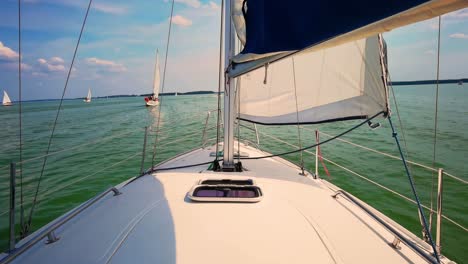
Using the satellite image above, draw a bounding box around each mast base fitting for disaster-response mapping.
[221,162,243,172]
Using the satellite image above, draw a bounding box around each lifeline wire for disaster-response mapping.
[388,116,441,263]
[151,0,175,168]
[154,111,383,171]
[26,0,94,235]
[242,111,384,160]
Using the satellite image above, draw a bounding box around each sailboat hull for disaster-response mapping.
[1,141,453,264]
[145,100,159,106]
[2,102,12,106]
[83,99,91,103]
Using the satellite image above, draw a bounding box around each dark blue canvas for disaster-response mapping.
[241,0,429,55]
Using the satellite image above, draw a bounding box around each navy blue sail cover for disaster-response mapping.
[241,0,430,55]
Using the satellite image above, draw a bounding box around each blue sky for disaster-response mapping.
[0,1,467,101]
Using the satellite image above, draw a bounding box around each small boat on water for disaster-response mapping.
[458,80,463,85]
[145,50,160,107]
[2,91,12,106]
[83,88,91,103]
[175,92,178,96]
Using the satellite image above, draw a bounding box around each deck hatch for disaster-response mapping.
[188,179,262,202]
[200,179,253,185]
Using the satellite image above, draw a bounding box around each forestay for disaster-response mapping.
[238,35,388,125]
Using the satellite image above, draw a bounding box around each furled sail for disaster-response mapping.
[153,50,161,98]
[238,35,389,125]
[3,91,12,105]
[230,0,468,76]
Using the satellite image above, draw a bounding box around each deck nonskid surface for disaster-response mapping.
[9,143,443,263]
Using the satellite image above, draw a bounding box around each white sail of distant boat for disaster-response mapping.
[2,90,12,106]
[145,49,160,106]
[84,88,91,103]
[175,92,177,96]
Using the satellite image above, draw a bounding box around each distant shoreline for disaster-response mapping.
[13,79,467,103]
[19,90,220,103]
[390,78,466,86]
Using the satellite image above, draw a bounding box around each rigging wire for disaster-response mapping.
[152,112,383,171]
[214,0,225,170]
[388,116,441,263]
[384,33,427,238]
[242,111,384,160]
[291,57,305,175]
[151,0,175,169]
[17,0,25,237]
[429,16,442,234]
[25,0,94,235]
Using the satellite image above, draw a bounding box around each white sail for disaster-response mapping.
[238,35,388,125]
[84,88,91,102]
[3,91,12,105]
[153,50,161,98]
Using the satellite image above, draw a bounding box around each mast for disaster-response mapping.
[222,0,236,170]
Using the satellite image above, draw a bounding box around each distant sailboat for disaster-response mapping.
[2,90,12,106]
[458,80,463,86]
[175,92,178,97]
[145,49,160,107]
[84,88,92,103]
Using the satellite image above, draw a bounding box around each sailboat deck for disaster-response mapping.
[5,143,449,264]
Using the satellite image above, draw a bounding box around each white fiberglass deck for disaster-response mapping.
[4,142,450,264]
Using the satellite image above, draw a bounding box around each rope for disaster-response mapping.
[151,0,175,168]
[241,111,384,160]
[429,15,442,234]
[149,112,382,170]
[214,0,225,167]
[25,0,93,236]
[291,57,305,174]
[249,127,468,233]
[17,0,25,237]
[388,116,440,263]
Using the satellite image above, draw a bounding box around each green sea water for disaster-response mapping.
[0,84,467,262]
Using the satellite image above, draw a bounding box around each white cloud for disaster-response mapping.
[207,1,219,9]
[449,33,468,39]
[0,62,32,71]
[93,3,128,15]
[171,15,192,27]
[175,0,201,8]
[38,57,66,72]
[85,57,126,72]
[0,41,19,60]
[50,56,65,64]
